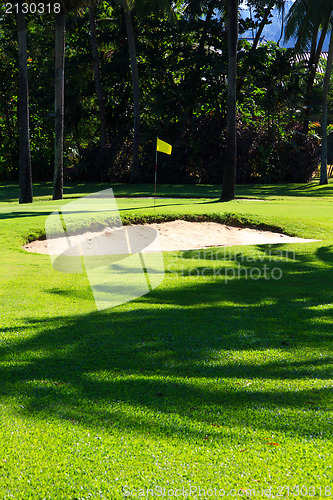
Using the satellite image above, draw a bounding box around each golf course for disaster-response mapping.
[0,181,332,499]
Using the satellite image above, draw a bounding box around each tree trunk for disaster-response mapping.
[89,6,108,150]
[320,27,333,185]
[53,10,65,200]
[221,0,238,202]
[303,24,328,134]
[17,0,33,203]
[302,29,318,133]
[124,7,141,183]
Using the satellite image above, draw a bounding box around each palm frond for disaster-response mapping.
[284,0,333,52]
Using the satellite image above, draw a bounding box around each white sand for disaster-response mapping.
[23,220,318,254]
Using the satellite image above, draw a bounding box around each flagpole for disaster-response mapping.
[154,140,158,210]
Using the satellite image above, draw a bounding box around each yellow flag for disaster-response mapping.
[156,138,172,155]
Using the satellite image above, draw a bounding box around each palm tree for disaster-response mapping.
[53,6,66,200]
[16,0,33,203]
[51,0,96,200]
[123,2,141,182]
[89,5,108,150]
[85,2,141,180]
[300,27,327,134]
[320,7,333,185]
[284,0,333,184]
[95,0,175,182]
[221,0,238,202]
[284,0,330,134]
[120,0,176,183]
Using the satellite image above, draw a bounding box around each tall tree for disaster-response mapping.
[320,9,333,185]
[53,7,66,200]
[17,0,33,203]
[51,0,96,200]
[221,0,238,201]
[300,27,324,134]
[284,0,333,184]
[123,2,141,182]
[89,4,108,150]
[121,0,176,183]
[284,0,330,133]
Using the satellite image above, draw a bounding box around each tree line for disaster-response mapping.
[0,0,332,203]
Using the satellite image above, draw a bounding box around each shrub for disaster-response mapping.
[73,141,132,183]
[78,113,319,185]
[166,114,320,184]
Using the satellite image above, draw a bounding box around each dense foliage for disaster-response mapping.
[0,2,327,185]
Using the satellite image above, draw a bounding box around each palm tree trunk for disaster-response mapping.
[124,7,141,183]
[53,10,65,200]
[303,24,329,134]
[302,29,318,133]
[320,28,333,185]
[89,6,108,150]
[17,0,33,203]
[221,0,238,202]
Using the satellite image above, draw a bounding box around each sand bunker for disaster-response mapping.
[23,220,318,254]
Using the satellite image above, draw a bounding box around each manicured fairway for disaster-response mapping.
[0,182,332,499]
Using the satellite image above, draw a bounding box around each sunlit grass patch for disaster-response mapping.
[0,183,332,498]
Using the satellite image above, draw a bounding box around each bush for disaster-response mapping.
[238,121,320,183]
[71,141,132,183]
[78,113,320,185]
[166,114,320,184]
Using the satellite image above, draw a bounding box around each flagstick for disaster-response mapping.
[154,147,158,210]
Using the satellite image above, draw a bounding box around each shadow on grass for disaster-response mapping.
[0,244,332,441]
[235,182,333,198]
[0,182,112,203]
[0,211,53,221]
[1,180,333,204]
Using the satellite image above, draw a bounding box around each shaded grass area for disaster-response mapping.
[0,183,332,498]
[2,193,333,244]
[1,179,333,203]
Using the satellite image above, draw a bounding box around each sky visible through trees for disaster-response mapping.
[240,0,331,50]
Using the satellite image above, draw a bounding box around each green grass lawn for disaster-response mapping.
[0,181,332,499]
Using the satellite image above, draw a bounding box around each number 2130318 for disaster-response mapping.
[5,3,61,14]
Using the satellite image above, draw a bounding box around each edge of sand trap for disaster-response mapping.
[23,220,319,254]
